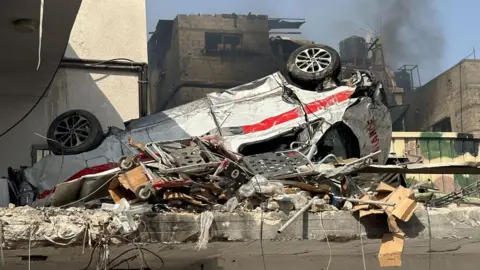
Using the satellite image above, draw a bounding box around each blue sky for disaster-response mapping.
[145,0,479,83]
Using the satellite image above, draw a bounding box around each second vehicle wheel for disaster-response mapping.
[135,184,153,201]
[118,155,136,171]
[47,109,104,155]
[286,44,341,89]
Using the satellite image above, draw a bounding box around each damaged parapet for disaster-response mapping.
[0,200,152,250]
[3,206,479,255]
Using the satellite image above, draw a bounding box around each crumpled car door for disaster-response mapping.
[207,73,306,152]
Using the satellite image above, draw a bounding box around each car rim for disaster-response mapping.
[295,47,332,73]
[120,158,132,169]
[139,187,151,200]
[53,115,91,148]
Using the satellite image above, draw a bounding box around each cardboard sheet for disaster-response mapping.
[392,197,417,222]
[378,232,405,267]
[376,182,396,193]
[108,167,149,203]
[359,209,384,218]
[118,166,149,191]
[386,213,401,233]
[108,177,137,204]
[381,186,414,214]
[351,195,373,212]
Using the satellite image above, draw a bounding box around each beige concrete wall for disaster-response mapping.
[0,0,147,175]
[65,0,148,121]
[404,60,480,134]
[153,14,277,111]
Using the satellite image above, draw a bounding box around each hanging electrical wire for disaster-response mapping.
[37,0,44,70]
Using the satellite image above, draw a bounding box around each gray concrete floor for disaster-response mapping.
[2,238,480,269]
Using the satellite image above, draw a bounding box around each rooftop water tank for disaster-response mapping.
[395,70,412,92]
[339,36,367,67]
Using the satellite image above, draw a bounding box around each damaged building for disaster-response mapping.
[1,4,480,270]
[147,14,310,112]
[148,15,411,131]
[403,59,480,133]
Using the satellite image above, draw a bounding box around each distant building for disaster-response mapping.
[337,35,411,131]
[147,14,305,112]
[404,59,480,133]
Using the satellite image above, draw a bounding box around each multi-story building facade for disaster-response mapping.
[404,59,480,133]
[148,14,305,112]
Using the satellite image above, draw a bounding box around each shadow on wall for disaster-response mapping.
[49,45,129,129]
[0,44,128,176]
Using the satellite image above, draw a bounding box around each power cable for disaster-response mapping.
[0,4,68,139]
[320,212,332,270]
[0,57,138,140]
[33,133,64,205]
[0,80,52,139]
[358,217,367,270]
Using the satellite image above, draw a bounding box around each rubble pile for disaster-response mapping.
[2,136,422,267]
[0,206,114,249]
[100,136,389,214]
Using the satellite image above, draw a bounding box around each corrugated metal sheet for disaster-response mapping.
[390,132,480,195]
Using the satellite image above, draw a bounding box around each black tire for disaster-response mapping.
[286,44,341,89]
[118,155,136,171]
[47,109,104,155]
[313,124,360,162]
[135,184,153,200]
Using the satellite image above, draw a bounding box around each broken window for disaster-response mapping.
[205,32,242,53]
[31,144,51,165]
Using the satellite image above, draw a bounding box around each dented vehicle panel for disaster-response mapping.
[24,70,391,199]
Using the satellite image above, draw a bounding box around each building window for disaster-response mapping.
[205,33,242,53]
[31,144,51,165]
[431,117,452,132]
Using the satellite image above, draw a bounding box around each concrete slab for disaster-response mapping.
[138,207,480,243]
[1,206,480,269]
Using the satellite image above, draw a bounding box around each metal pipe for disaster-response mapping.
[61,57,147,67]
[277,196,317,234]
[60,57,149,116]
[59,63,141,71]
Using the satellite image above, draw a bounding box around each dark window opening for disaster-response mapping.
[205,33,242,53]
[431,117,452,132]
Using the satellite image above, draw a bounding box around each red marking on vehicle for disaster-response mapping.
[241,90,354,134]
[37,162,118,199]
[38,91,354,198]
[367,119,380,152]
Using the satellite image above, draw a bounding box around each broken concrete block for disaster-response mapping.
[273,191,311,210]
[267,200,280,211]
[342,201,354,211]
[243,197,261,210]
[278,201,294,212]
[311,199,338,212]
[224,197,239,212]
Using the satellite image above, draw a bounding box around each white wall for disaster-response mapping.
[0,0,147,176]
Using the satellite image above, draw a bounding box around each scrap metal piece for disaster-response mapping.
[304,151,381,181]
[431,179,480,207]
[170,145,206,167]
[242,151,311,178]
